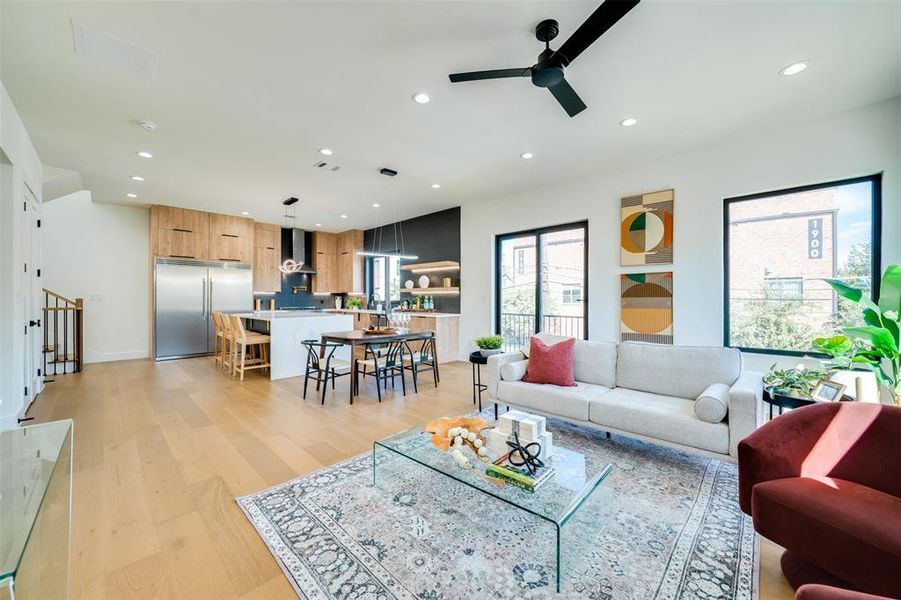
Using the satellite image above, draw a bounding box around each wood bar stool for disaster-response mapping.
[211,312,227,369]
[229,314,270,381]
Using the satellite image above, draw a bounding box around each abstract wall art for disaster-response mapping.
[620,189,674,265]
[620,272,673,344]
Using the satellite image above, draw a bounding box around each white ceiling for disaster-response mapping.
[3,1,899,230]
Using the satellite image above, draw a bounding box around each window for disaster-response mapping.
[496,222,588,351]
[562,285,582,304]
[369,256,401,303]
[724,175,881,355]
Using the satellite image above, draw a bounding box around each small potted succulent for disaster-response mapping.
[475,335,504,357]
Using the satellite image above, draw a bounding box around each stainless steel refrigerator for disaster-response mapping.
[154,259,253,360]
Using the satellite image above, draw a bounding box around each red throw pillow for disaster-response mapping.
[522,337,576,387]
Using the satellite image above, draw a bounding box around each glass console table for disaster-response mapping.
[0,420,73,600]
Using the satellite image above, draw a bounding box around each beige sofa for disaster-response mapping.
[486,336,764,459]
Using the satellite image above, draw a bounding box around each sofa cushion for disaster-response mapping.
[520,332,568,357]
[496,380,610,422]
[588,387,729,454]
[500,359,528,382]
[695,383,730,423]
[752,477,901,598]
[616,341,741,399]
[523,337,576,386]
[573,340,618,388]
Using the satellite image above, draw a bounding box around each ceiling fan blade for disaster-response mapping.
[548,79,587,117]
[555,0,640,66]
[448,68,531,83]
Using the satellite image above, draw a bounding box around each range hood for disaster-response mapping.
[280,228,317,274]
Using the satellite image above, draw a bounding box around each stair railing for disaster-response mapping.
[42,288,83,375]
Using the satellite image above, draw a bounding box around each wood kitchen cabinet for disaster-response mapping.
[253,222,282,292]
[336,230,364,294]
[312,231,337,293]
[150,205,211,260]
[209,214,254,263]
[408,315,460,364]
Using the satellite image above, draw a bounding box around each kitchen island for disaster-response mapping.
[232,311,353,380]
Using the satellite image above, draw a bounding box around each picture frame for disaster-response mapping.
[811,379,845,403]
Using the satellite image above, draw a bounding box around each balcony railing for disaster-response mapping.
[499,312,584,351]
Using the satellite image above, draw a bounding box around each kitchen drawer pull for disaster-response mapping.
[219,258,240,262]
[221,234,239,238]
[173,228,193,233]
[171,254,195,259]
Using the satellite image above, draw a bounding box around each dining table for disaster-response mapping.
[319,328,436,403]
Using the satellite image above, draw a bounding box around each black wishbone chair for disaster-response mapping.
[300,340,353,405]
[403,333,439,393]
[355,340,408,403]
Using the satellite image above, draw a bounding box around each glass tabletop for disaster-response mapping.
[373,422,611,527]
[0,419,73,581]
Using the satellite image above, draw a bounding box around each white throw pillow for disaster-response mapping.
[500,360,529,382]
[694,383,730,423]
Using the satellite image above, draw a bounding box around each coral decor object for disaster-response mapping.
[425,417,491,469]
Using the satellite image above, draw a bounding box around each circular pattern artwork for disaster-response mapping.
[620,189,674,266]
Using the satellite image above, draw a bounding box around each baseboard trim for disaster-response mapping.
[85,349,149,364]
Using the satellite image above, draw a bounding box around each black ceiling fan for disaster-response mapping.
[448,0,640,117]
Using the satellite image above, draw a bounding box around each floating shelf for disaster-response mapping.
[401,287,459,294]
[401,260,460,273]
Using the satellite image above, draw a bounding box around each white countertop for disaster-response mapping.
[326,309,461,319]
[233,311,351,321]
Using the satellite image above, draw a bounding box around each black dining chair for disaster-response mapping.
[300,340,353,405]
[403,334,439,393]
[354,340,407,403]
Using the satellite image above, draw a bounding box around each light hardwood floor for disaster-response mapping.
[25,357,795,600]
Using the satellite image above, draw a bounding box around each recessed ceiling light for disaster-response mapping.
[619,117,638,127]
[315,223,322,227]
[520,152,534,160]
[780,62,808,76]
[412,92,431,104]
[136,150,153,159]
[240,211,250,216]
[126,193,137,198]
[372,203,380,208]
[130,175,144,182]
[340,214,348,219]
[431,183,441,189]
[319,148,333,156]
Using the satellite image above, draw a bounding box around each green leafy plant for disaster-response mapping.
[475,335,503,351]
[816,264,901,405]
[762,364,826,399]
[346,296,363,309]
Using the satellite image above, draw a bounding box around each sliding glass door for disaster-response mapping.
[496,222,588,351]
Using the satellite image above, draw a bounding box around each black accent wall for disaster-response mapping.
[254,230,335,309]
[364,207,461,313]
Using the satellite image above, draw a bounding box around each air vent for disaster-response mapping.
[313,161,341,172]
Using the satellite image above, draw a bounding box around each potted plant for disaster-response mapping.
[475,335,504,357]
[815,264,901,406]
[762,364,827,399]
[346,296,363,310]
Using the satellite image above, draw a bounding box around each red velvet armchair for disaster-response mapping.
[738,402,901,598]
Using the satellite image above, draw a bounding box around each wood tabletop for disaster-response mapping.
[320,328,434,343]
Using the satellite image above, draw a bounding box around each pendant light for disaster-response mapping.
[355,205,418,260]
[279,197,305,274]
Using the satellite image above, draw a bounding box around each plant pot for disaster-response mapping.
[479,349,502,357]
[878,384,901,406]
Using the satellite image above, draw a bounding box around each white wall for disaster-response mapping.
[0,80,43,428]
[41,191,150,363]
[459,97,901,372]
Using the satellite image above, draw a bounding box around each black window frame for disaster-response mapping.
[723,173,882,357]
[495,220,589,340]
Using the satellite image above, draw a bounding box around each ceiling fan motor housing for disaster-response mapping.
[531,48,564,87]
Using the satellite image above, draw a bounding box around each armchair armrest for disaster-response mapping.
[486,351,525,400]
[728,371,764,459]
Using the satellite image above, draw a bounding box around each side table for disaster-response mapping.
[468,351,488,411]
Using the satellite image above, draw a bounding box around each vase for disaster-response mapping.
[335,297,342,309]
[879,384,901,406]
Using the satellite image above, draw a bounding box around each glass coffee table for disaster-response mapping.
[372,422,612,592]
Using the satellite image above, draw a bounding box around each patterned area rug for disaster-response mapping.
[237,418,758,599]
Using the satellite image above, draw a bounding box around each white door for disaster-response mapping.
[22,185,42,413]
